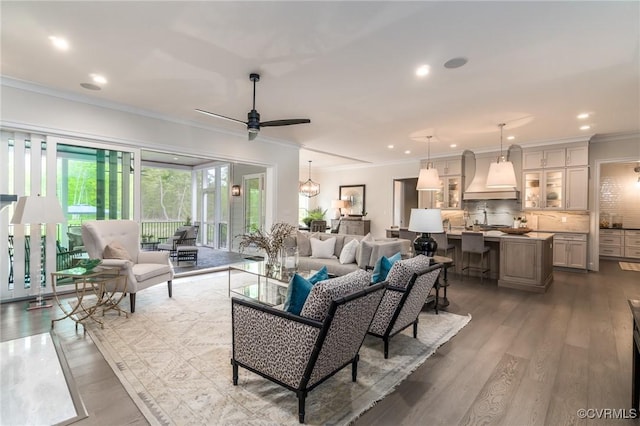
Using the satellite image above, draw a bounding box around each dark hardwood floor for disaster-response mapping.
[2,259,639,425]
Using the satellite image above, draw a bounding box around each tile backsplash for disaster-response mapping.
[600,162,640,229]
[439,200,589,232]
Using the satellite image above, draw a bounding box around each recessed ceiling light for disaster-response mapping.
[48,36,69,51]
[580,125,591,130]
[404,150,411,154]
[450,144,457,148]
[173,157,179,161]
[387,144,394,149]
[577,113,590,119]
[80,83,101,91]
[507,136,515,140]
[90,74,107,85]
[415,65,430,77]
[444,57,468,69]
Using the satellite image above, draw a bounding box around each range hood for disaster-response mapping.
[463,155,519,200]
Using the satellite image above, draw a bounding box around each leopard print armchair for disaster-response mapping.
[368,255,443,358]
[231,281,385,424]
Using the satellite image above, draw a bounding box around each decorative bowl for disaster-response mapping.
[498,227,532,235]
[77,258,102,271]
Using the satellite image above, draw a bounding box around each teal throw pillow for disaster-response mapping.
[371,252,402,284]
[284,266,329,315]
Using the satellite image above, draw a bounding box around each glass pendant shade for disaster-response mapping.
[486,158,517,188]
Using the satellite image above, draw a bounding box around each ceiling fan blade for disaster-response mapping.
[248,131,258,141]
[260,118,311,127]
[195,109,247,125]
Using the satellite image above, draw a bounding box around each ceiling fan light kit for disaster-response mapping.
[416,136,441,191]
[196,73,310,140]
[486,123,517,188]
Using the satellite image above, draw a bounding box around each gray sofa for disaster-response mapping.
[291,231,411,276]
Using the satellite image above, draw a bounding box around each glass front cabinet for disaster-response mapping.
[523,169,565,210]
[434,176,462,209]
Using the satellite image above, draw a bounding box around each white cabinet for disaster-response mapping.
[566,145,589,166]
[625,230,640,259]
[434,176,462,210]
[600,228,623,257]
[553,234,587,269]
[523,148,566,169]
[565,167,589,210]
[523,169,565,210]
[433,158,462,176]
[523,143,589,169]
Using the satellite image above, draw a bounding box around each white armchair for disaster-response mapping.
[81,220,174,313]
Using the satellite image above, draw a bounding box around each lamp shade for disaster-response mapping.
[408,208,444,233]
[416,167,441,191]
[331,200,348,209]
[486,159,517,188]
[10,195,66,225]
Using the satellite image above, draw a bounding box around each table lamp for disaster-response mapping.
[10,194,66,310]
[331,199,349,219]
[408,208,444,257]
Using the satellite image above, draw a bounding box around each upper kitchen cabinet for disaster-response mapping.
[523,142,589,169]
[433,158,462,176]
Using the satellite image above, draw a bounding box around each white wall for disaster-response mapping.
[315,161,421,238]
[0,82,301,227]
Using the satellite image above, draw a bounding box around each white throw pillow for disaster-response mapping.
[339,238,359,264]
[310,237,337,259]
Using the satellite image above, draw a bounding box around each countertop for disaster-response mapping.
[447,229,554,241]
[600,227,640,231]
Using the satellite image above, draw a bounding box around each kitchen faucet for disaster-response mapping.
[483,208,488,225]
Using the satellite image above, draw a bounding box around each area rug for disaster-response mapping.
[85,273,471,425]
[620,262,640,272]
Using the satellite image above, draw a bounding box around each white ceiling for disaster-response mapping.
[1,1,639,168]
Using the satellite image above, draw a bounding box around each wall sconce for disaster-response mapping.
[231,185,241,196]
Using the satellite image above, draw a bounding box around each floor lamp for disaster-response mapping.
[10,194,66,310]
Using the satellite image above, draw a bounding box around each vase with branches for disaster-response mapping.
[237,222,297,272]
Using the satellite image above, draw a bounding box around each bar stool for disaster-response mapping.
[461,231,490,283]
[432,232,456,264]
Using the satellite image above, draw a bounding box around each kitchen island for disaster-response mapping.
[446,229,554,293]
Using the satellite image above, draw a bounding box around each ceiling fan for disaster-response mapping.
[196,73,311,141]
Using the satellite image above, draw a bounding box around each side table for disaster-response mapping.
[51,267,128,330]
[140,240,159,251]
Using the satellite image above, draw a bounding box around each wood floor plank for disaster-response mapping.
[458,353,528,426]
[3,260,639,425]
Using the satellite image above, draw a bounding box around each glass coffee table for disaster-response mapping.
[228,261,307,306]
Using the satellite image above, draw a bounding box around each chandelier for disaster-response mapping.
[299,160,320,197]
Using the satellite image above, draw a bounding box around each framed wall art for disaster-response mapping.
[339,184,366,216]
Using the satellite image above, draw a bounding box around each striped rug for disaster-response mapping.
[620,262,640,271]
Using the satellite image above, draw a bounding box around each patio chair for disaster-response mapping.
[81,220,174,313]
[158,225,199,265]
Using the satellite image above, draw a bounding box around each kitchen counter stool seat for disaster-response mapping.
[461,232,490,284]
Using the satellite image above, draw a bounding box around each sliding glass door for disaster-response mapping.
[200,164,230,249]
[243,173,265,233]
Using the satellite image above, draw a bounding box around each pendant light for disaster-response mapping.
[416,136,441,191]
[299,160,320,197]
[486,123,517,188]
